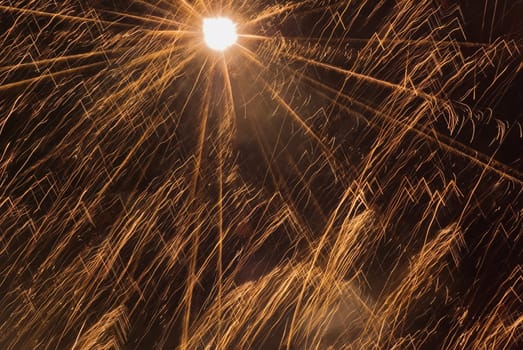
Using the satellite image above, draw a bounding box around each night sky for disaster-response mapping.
[0,1,521,349]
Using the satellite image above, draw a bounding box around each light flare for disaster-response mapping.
[203,17,238,51]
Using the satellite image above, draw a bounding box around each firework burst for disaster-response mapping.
[0,0,521,349]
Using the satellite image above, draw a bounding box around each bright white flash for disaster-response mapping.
[203,17,238,51]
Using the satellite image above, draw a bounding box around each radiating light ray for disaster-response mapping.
[0,48,128,72]
[244,0,328,26]
[251,40,523,185]
[311,71,522,186]
[238,45,342,179]
[0,4,135,28]
[99,8,186,28]
[0,0,521,349]
[242,33,519,50]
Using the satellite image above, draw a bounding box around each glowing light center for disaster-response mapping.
[203,17,238,51]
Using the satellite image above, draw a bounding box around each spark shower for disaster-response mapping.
[0,0,521,349]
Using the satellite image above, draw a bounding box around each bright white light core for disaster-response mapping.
[203,17,238,51]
